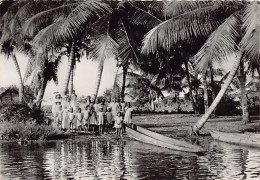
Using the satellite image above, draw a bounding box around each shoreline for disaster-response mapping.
[1,114,259,143]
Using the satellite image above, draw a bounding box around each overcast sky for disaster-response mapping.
[0,52,120,104]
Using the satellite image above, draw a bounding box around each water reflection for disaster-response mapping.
[0,139,259,179]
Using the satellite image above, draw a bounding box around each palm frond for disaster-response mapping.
[115,18,140,70]
[32,18,67,50]
[240,2,260,75]
[129,2,162,28]
[0,1,28,43]
[30,1,111,51]
[10,1,65,35]
[91,35,119,63]
[22,2,78,38]
[24,53,36,82]
[163,1,214,17]
[193,13,241,74]
[24,51,47,82]
[142,4,223,55]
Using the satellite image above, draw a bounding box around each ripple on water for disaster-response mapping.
[0,139,259,179]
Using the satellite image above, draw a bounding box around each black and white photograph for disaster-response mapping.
[0,0,259,179]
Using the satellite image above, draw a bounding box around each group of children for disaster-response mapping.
[52,92,133,136]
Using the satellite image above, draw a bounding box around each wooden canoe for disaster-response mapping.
[210,130,260,148]
[125,125,205,153]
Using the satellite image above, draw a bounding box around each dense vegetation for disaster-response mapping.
[0,1,259,136]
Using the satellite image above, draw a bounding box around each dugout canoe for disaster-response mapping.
[210,130,260,148]
[125,125,205,153]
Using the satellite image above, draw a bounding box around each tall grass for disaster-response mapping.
[0,121,61,140]
[0,104,61,140]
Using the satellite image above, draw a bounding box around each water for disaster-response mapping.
[0,138,259,180]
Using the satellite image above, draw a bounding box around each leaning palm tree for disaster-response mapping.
[24,50,59,109]
[191,2,260,133]
[141,1,259,134]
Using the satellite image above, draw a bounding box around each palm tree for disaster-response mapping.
[191,2,260,133]
[21,0,111,96]
[24,50,59,109]
[0,1,30,103]
[141,1,259,134]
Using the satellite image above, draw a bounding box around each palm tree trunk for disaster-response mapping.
[210,67,216,116]
[92,58,105,103]
[12,54,23,103]
[69,65,74,96]
[238,61,250,123]
[121,66,127,102]
[35,77,47,109]
[61,41,75,96]
[192,52,242,135]
[184,61,198,114]
[203,73,209,112]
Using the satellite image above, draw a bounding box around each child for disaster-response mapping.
[97,107,104,134]
[124,102,133,124]
[82,106,90,132]
[76,108,83,131]
[89,107,97,133]
[105,107,113,133]
[55,105,63,130]
[114,112,123,136]
[68,107,75,132]
[62,95,70,131]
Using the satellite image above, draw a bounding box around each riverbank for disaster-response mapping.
[49,114,260,142]
[1,114,260,142]
[133,114,260,137]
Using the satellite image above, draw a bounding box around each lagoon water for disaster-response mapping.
[0,138,259,180]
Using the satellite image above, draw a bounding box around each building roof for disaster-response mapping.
[0,87,19,97]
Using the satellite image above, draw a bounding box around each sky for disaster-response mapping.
[1,51,239,105]
[0,52,120,104]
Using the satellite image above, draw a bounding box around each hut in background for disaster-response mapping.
[0,87,19,104]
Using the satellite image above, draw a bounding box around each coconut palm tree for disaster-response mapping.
[23,50,60,109]
[0,1,30,103]
[191,2,260,133]
[141,1,259,134]
[21,0,111,96]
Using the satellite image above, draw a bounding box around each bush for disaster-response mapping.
[0,121,60,140]
[0,104,45,124]
[215,96,240,116]
[0,104,59,140]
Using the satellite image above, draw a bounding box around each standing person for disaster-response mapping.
[124,102,133,125]
[101,99,107,113]
[114,112,123,137]
[61,95,70,131]
[70,94,78,112]
[80,98,88,111]
[76,108,83,131]
[86,96,91,106]
[105,107,113,133]
[82,106,90,132]
[97,107,104,134]
[93,99,99,112]
[52,93,62,117]
[68,107,75,132]
[52,92,59,116]
[89,106,97,133]
[120,100,126,115]
[111,98,119,120]
[55,105,63,130]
